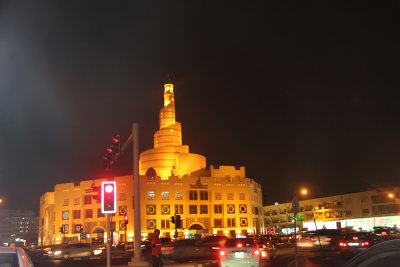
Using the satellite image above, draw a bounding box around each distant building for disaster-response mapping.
[0,210,39,245]
[39,82,263,246]
[263,187,400,234]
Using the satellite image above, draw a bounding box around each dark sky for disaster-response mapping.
[0,1,399,211]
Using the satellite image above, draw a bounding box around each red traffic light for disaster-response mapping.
[106,147,113,154]
[101,181,117,214]
[124,215,129,224]
[112,137,119,144]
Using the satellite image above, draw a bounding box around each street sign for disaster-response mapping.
[81,232,87,239]
[266,227,275,235]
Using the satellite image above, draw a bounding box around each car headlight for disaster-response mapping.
[47,251,53,255]
[54,251,62,256]
[93,249,102,255]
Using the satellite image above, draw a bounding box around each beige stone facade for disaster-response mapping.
[38,82,263,245]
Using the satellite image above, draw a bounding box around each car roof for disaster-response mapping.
[0,247,19,253]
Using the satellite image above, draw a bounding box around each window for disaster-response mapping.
[62,224,69,234]
[74,198,80,205]
[200,191,208,200]
[85,209,93,219]
[147,192,155,200]
[175,192,182,200]
[62,211,69,220]
[346,210,352,217]
[147,205,156,215]
[161,205,171,214]
[84,195,92,205]
[239,193,245,200]
[214,204,223,214]
[227,204,235,214]
[119,193,126,201]
[227,193,234,200]
[63,199,69,206]
[97,208,104,217]
[147,219,156,230]
[161,192,169,200]
[227,218,236,227]
[175,205,183,215]
[189,190,198,200]
[363,209,369,215]
[215,192,221,200]
[239,204,247,213]
[189,205,197,214]
[214,219,223,228]
[200,205,208,214]
[161,219,170,230]
[73,210,81,219]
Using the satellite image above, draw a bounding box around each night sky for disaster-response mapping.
[0,1,399,211]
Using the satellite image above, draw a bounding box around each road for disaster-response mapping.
[31,247,359,267]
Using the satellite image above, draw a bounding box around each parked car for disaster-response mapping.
[253,237,277,261]
[338,232,381,253]
[49,243,102,259]
[219,238,261,267]
[170,239,215,262]
[297,229,343,250]
[0,247,34,267]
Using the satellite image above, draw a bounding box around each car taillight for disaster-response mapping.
[339,242,347,247]
[353,236,359,240]
[252,249,260,256]
[361,242,370,247]
[219,250,226,256]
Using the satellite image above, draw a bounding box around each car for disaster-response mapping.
[0,247,34,267]
[219,238,261,267]
[297,229,343,250]
[170,239,215,262]
[338,232,381,253]
[342,238,400,267]
[253,237,277,261]
[49,243,102,259]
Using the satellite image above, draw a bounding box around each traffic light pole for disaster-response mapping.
[107,214,111,267]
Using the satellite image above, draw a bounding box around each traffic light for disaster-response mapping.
[124,215,129,225]
[112,135,121,154]
[59,226,64,234]
[79,224,84,233]
[176,215,182,228]
[101,181,117,214]
[170,215,175,224]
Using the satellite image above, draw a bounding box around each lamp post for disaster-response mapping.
[285,188,308,267]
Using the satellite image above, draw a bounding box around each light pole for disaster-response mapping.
[285,188,308,267]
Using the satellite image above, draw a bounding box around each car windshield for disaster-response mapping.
[174,240,197,247]
[225,238,256,248]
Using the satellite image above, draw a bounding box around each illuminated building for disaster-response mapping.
[0,210,39,245]
[263,187,400,234]
[39,82,263,245]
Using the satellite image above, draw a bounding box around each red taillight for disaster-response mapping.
[361,242,370,247]
[219,250,226,256]
[339,242,347,247]
[252,249,260,256]
[237,243,243,248]
[353,236,359,240]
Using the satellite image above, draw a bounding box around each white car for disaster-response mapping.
[0,247,34,267]
[49,243,102,259]
[219,238,261,267]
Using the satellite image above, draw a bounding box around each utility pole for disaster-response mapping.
[129,123,146,266]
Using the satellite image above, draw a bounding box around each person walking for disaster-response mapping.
[151,229,163,267]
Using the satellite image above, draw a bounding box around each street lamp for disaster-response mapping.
[284,188,308,267]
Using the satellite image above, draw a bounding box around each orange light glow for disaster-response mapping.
[388,193,394,198]
[300,188,308,195]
